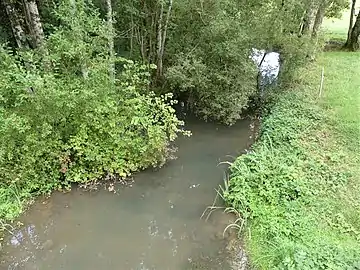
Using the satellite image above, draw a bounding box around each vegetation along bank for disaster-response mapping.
[224,11,360,270]
[0,0,359,268]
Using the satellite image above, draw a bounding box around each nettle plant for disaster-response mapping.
[0,1,186,219]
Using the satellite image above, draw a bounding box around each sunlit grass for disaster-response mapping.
[322,3,360,41]
[318,51,360,149]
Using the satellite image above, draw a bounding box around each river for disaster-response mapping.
[0,116,256,270]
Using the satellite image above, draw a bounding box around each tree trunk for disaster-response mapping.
[149,10,156,64]
[345,0,357,46]
[160,0,172,62]
[137,0,150,63]
[156,0,172,80]
[302,3,317,35]
[3,0,28,48]
[311,1,327,38]
[24,0,44,48]
[130,13,134,57]
[105,0,115,82]
[156,1,164,78]
[346,11,360,51]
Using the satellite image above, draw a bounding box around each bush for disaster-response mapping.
[0,1,185,221]
[0,46,183,220]
[164,0,258,125]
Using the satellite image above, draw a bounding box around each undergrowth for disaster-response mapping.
[224,53,360,269]
[0,2,188,238]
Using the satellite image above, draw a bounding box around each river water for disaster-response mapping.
[0,116,255,270]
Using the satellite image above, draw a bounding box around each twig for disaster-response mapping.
[0,219,15,236]
[318,67,324,98]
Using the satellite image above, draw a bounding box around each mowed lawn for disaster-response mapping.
[319,51,360,150]
[321,2,360,149]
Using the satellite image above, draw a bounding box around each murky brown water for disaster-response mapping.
[0,117,254,270]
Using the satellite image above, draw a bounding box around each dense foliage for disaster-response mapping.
[81,0,348,123]
[0,1,185,220]
[225,60,360,268]
[1,0,350,124]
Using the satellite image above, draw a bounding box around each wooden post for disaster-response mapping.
[318,67,324,98]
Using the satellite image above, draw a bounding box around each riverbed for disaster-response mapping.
[0,116,255,270]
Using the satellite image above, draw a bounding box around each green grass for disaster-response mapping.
[322,3,360,42]
[225,18,360,269]
[323,14,350,41]
[225,52,360,269]
[319,52,360,149]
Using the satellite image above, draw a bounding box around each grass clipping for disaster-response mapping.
[224,55,360,269]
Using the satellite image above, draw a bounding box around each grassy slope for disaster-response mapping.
[226,12,360,270]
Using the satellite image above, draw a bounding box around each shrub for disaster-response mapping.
[0,1,185,221]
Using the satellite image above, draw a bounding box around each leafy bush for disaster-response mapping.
[165,0,258,125]
[0,2,185,221]
[165,49,257,125]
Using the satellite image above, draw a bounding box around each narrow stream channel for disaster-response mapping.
[0,116,255,270]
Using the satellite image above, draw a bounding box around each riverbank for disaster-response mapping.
[225,50,360,269]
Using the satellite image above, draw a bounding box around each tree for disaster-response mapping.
[345,11,360,50]
[301,0,348,38]
[345,0,357,47]
[301,1,318,35]
[24,0,45,48]
[312,0,328,37]
[156,0,172,80]
[105,0,115,82]
[3,0,28,48]
[3,0,45,49]
[2,0,340,123]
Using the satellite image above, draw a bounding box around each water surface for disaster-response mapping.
[0,117,254,270]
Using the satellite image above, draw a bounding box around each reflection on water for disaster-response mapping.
[10,225,37,247]
[251,48,280,87]
[0,118,254,270]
